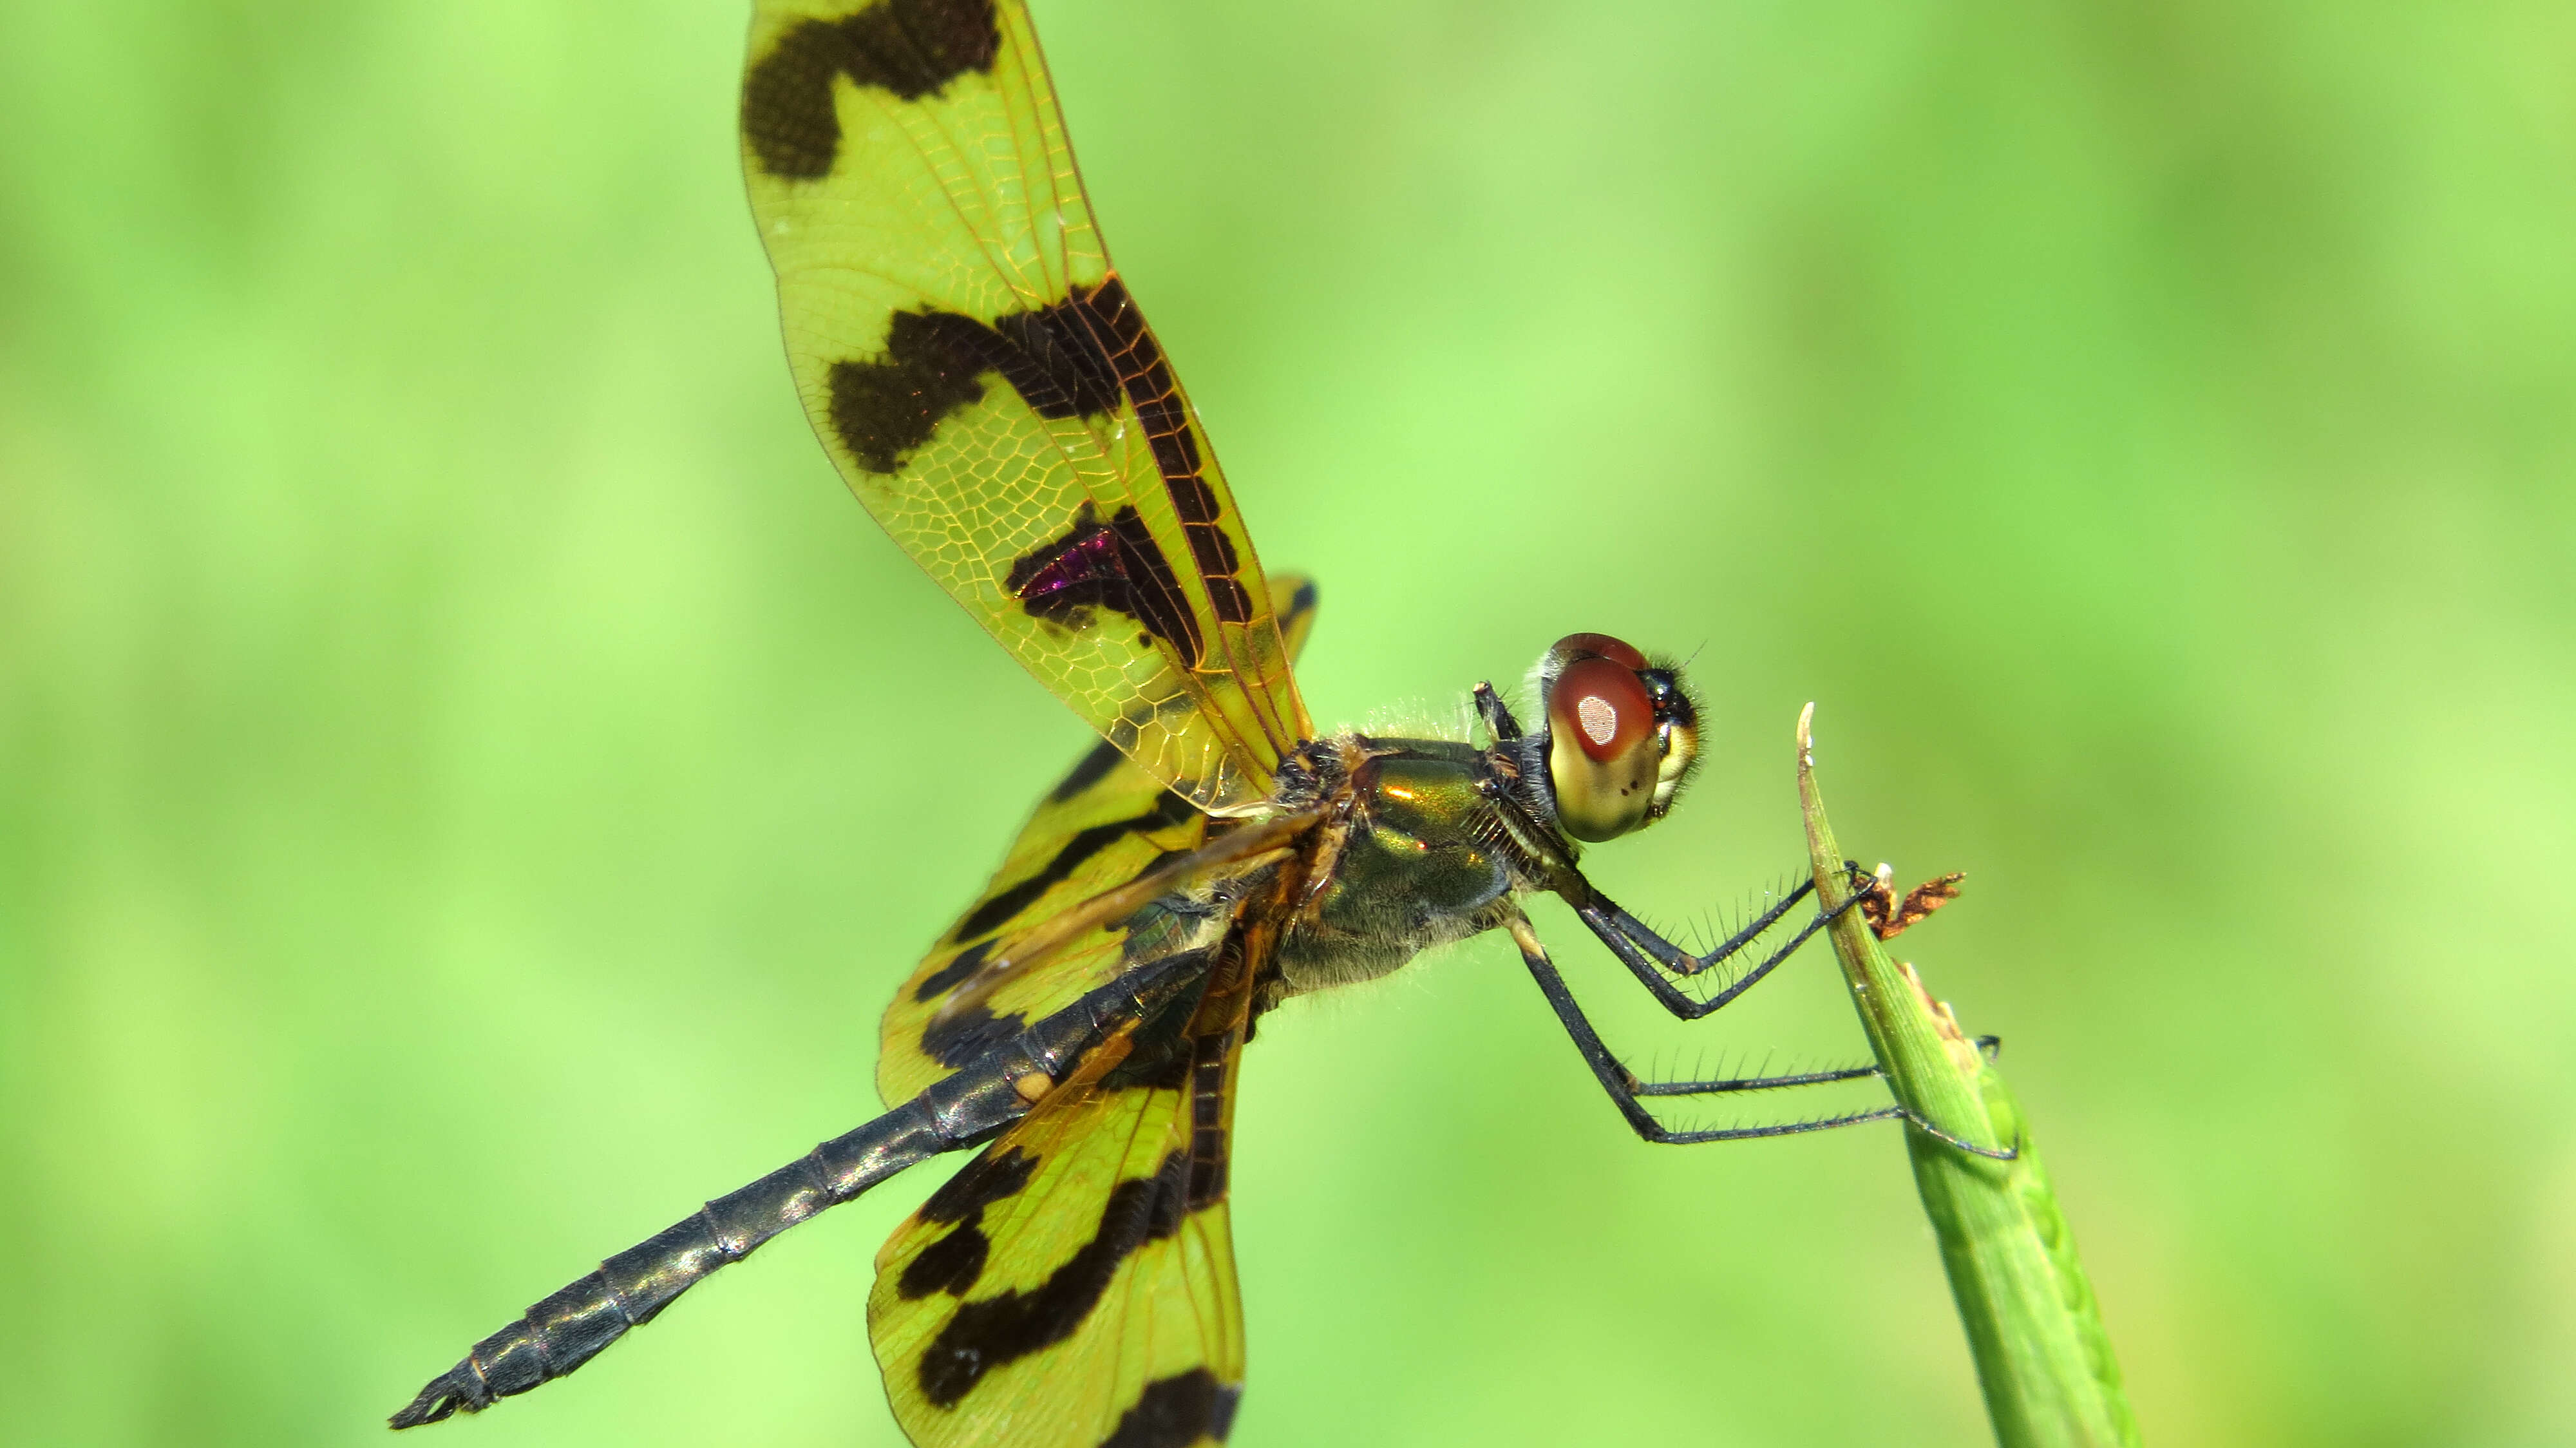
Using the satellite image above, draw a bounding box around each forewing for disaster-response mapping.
[880,576,1318,1106]
[870,1000,1249,1447]
[743,0,1310,812]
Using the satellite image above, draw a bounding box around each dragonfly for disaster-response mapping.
[391,2,1971,1443]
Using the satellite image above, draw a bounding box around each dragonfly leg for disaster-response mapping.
[1505,910,1906,1145]
[1472,681,1524,743]
[1631,1059,1885,1098]
[1510,911,2012,1156]
[1567,862,1874,1022]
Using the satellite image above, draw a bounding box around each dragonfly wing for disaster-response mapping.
[870,980,1252,1447]
[744,0,1311,812]
[880,576,1318,1106]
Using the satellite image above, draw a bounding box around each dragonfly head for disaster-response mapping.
[1532,633,1703,843]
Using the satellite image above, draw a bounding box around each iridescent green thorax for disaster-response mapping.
[1265,734,1566,1003]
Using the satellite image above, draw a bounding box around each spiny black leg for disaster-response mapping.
[1593,877,1819,977]
[1631,1060,1885,1098]
[1508,911,2017,1157]
[1572,881,1860,1022]
[1588,858,1876,979]
[1473,681,1523,742]
[1504,911,1906,1146]
[1906,1116,2021,1159]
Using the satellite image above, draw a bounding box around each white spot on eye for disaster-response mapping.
[1577,694,1619,746]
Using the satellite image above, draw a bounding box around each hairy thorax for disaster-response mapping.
[1261,734,1560,1005]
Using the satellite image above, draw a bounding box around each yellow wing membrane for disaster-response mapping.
[878,763,1202,1105]
[744,0,1311,812]
[879,576,1316,1105]
[870,1002,1250,1448]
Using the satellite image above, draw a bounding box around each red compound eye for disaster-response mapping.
[1549,632,1647,672]
[1549,656,1653,763]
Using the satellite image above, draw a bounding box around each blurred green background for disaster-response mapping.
[5,1,2572,1443]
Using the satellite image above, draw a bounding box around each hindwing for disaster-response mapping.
[743,0,1311,812]
[870,987,1251,1447]
[880,576,1317,1106]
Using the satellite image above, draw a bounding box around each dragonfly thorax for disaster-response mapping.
[1265,734,1553,1002]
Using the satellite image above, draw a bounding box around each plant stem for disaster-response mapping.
[1795,704,2140,1448]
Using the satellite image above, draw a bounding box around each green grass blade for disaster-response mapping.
[1794,705,2141,1448]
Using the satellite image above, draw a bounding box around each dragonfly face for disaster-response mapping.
[1533,632,1706,842]
[392,5,1897,1444]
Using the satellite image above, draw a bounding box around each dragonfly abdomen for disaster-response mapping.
[390,942,1221,1429]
